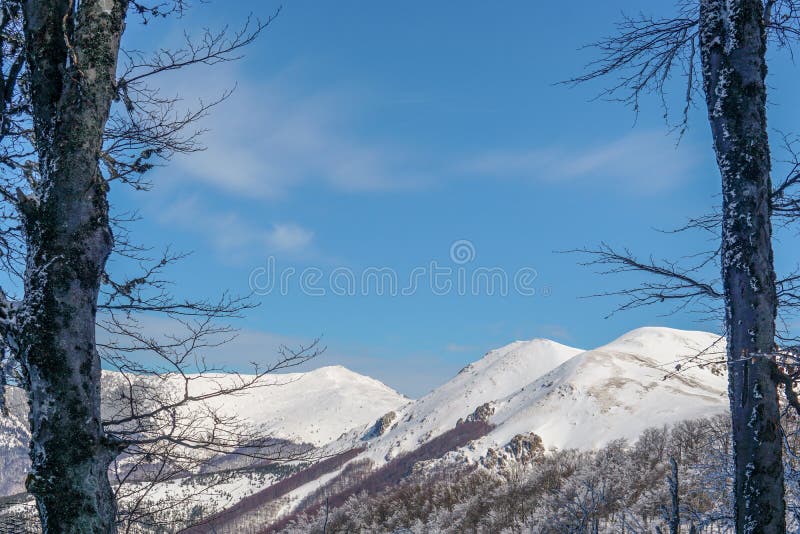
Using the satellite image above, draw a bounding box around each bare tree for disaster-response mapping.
[699,3,785,528]
[567,1,800,531]
[0,1,321,531]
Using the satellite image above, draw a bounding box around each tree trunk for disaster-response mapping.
[18,1,129,531]
[699,1,785,532]
[668,457,679,534]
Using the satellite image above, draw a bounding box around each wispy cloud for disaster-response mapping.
[154,64,695,202]
[161,66,424,199]
[459,131,702,194]
[159,196,316,262]
[263,223,315,252]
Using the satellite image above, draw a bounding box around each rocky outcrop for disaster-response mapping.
[505,433,545,463]
[457,402,495,426]
[363,411,397,440]
[482,432,545,469]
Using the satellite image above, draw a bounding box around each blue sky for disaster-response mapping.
[113,1,800,397]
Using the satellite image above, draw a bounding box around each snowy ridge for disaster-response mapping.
[338,327,728,467]
[166,365,410,447]
[472,327,728,453]
[0,365,408,498]
[257,327,730,530]
[343,338,583,463]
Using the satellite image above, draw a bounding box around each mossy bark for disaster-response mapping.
[699,1,785,532]
[18,1,129,531]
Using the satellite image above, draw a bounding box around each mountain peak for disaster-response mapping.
[598,326,725,365]
[305,364,356,377]
[474,338,583,370]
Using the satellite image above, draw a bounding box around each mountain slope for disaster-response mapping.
[195,365,410,446]
[0,365,408,497]
[474,327,728,452]
[345,327,728,466]
[249,327,730,531]
[334,338,584,463]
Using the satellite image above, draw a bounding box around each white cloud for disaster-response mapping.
[159,196,315,262]
[150,66,688,202]
[459,131,702,194]
[264,223,314,252]
[157,65,424,199]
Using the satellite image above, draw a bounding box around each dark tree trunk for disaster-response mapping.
[17,1,129,531]
[699,1,785,532]
[667,457,679,534]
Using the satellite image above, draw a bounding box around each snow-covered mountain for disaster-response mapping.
[1,326,733,530]
[343,338,584,463]
[159,365,410,447]
[333,327,728,467]
[470,327,728,453]
[205,326,731,531]
[0,365,408,496]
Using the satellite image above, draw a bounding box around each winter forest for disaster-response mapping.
[1,0,800,533]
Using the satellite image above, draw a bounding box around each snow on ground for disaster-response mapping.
[120,327,732,527]
[271,467,346,521]
[126,468,283,504]
[122,467,290,519]
[0,388,33,495]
